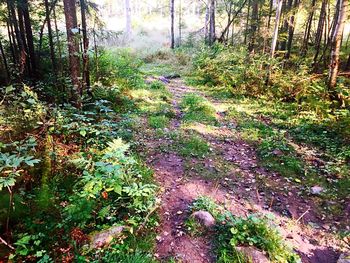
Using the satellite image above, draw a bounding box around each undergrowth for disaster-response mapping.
[190,197,300,263]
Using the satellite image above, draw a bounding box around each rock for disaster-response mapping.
[338,253,350,263]
[164,73,180,79]
[158,76,170,83]
[90,226,125,248]
[310,186,324,195]
[236,247,269,263]
[272,149,283,156]
[191,211,215,228]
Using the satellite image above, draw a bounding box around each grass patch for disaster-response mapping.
[178,135,210,157]
[148,80,166,90]
[148,115,169,129]
[180,93,217,124]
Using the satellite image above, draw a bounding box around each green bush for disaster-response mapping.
[92,49,145,89]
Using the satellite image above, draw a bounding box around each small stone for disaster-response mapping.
[176,211,183,215]
[236,247,269,263]
[338,253,350,263]
[90,226,125,248]
[191,211,216,228]
[311,186,324,195]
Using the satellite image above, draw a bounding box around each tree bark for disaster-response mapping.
[63,0,82,107]
[80,0,91,94]
[248,0,258,52]
[0,38,10,82]
[170,0,175,49]
[271,0,283,58]
[44,0,57,76]
[21,0,36,76]
[285,0,300,59]
[208,0,216,45]
[178,0,182,46]
[301,0,317,55]
[313,0,327,66]
[328,0,348,89]
[204,0,210,42]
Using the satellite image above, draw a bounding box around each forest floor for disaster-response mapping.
[131,70,349,262]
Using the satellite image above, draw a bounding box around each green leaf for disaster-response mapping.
[80,130,87,137]
[5,86,15,93]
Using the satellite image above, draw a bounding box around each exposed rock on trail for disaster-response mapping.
[140,77,344,263]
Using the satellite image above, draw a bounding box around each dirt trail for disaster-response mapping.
[143,78,342,263]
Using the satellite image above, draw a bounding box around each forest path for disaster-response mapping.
[141,77,342,263]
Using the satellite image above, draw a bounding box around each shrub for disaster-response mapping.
[92,49,145,89]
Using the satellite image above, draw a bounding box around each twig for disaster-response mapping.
[269,196,274,210]
[256,188,261,203]
[136,204,160,234]
[296,208,310,223]
[0,236,15,250]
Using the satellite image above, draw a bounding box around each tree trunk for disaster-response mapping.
[204,0,210,42]
[170,0,175,49]
[248,0,258,52]
[301,0,317,55]
[280,0,293,51]
[328,0,348,89]
[328,0,347,90]
[21,0,36,76]
[266,0,283,85]
[244,0,251,45]
[6,21,16,66]
[267,0,273,29]
[285,0,300,59]
[7,0,26,76]
[345,53,350,70]
[17,5,29,72]
[271,0,283,58]
[218,0,247,43]
[208,0,216,45]
[80,0,91,94]
[313,0,327,66]
[53,4,62,73]
[0,38,10,82]
[44,0,57,76]
[178,0,182,46]
[63,0,82,107]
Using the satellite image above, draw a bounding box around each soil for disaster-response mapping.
[141,77,346,263]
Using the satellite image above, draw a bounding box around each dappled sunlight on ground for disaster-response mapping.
[134,76,347,262]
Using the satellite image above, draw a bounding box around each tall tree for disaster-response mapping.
[0,37,10,82]
[328,0,348,89]
[270,0,283,56]
[44,0,57,76]
[21,0,36,76]
[170,0,175,49]
[63,0,82,107]
[285,0,300,59]
[80,0,90,93]
[208,0,216,45]
[313,0,327,66]
[301,0,317,55]
[248,0,259,52]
